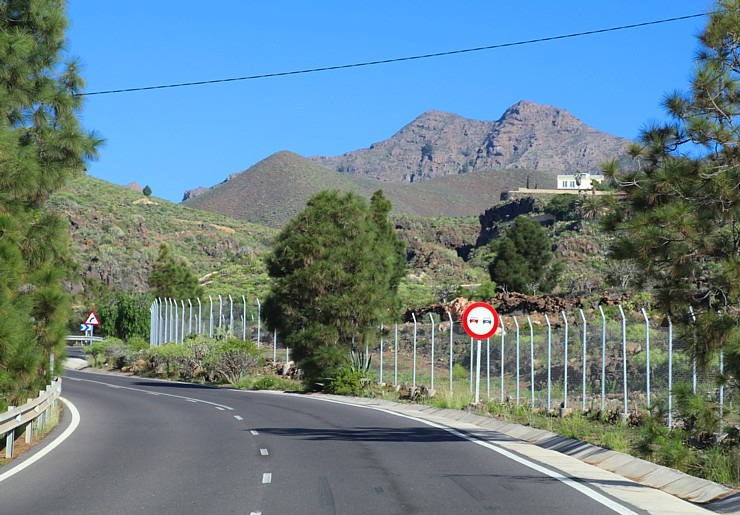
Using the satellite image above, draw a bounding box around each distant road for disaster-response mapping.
[0,368,645,514]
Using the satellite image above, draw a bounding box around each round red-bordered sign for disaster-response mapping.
[461,302,500,340]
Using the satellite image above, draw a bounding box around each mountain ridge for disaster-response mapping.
[310,100,629,181]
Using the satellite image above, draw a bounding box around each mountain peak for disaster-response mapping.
[310,101,628,180]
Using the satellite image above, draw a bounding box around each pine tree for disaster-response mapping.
[143,185,152,197]
[148,244,204,300]
[264,190,406,382]
[0,0,100,407]
[489,216,559,294]
[603,0,739,382]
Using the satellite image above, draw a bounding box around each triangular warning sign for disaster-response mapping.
[84,311,100,326]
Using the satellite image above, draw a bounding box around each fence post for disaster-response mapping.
[720,346,724,424]
[188,299,193,337]
[208,296,213,338]
[526,316,533,408]
[218,295,223,330]
[174,300,179,344]
[197,298,202,335]
[256,298,262,348]
[514,316,520,405]
[689,306,697,394]
[380,323,384,384]
[411,313,417,388]
[667,313,673,428]
[180,300,185,343]
[562,311,569,411]
[229,295,234,331]
[241,295,247,341]
[394,323,398,387]
[618,304,628,415]
[579,309,587,412]
[273,329,277,363]
[470,337,474,394]
[500,320,506,403]
[486,338,490,399]
[642,307,650,409]
[599,306,606,411]
[428,314,435,391]
[448,312,454,393]
[545,314,551,411]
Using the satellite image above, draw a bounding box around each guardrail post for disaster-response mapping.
[5,406,14,458]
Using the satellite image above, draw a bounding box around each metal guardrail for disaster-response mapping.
[65,335,104,345]
[1,377,62,459]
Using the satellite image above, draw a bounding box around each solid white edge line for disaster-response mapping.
[310,397,638,515]
[0,397,80,483]
[65,376,234,410]
[262,472,272,484]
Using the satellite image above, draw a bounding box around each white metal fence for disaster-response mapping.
[149,297,735,428]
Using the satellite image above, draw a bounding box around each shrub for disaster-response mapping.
[207,339,263,385]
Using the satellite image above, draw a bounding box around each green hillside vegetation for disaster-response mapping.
[48,175,277,304]
[182,150,555,227]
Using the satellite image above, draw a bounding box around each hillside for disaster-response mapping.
[311,101,630,181]
[48,175,276,297]
[182,150,555,227]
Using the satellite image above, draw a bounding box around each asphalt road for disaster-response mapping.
[0,368,649,515]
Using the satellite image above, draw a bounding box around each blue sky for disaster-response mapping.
[67,1,711,203]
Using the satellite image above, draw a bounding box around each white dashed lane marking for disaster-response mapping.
[234,415,243,421]
[260,449,269,456]
[250,430,259,436]
[262,473,272,484]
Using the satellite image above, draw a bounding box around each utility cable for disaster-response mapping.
[79,12,706,97]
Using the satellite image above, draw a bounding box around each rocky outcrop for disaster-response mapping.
[182,186,209,201]
[311,101,629,182]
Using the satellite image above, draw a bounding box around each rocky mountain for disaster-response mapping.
[310,101,630,182]
[181,150,554,227]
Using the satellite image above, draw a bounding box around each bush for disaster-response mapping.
[325,367,370,396]
[207,339,263,385]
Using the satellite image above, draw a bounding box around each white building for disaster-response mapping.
[556,173,604,190]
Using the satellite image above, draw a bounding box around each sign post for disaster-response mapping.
[82,310,100,346]
[461,302,500,405]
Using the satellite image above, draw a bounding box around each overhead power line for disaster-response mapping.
[80,12,706,97]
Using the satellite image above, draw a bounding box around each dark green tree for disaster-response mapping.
[142,184,152,197]
[0,0,100,407]
[148,244,204,300]
[98,292,151,341]
[264,190,406,382]
[544,194,579,221]
[603,0,739,384]
[489,216,560,294]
